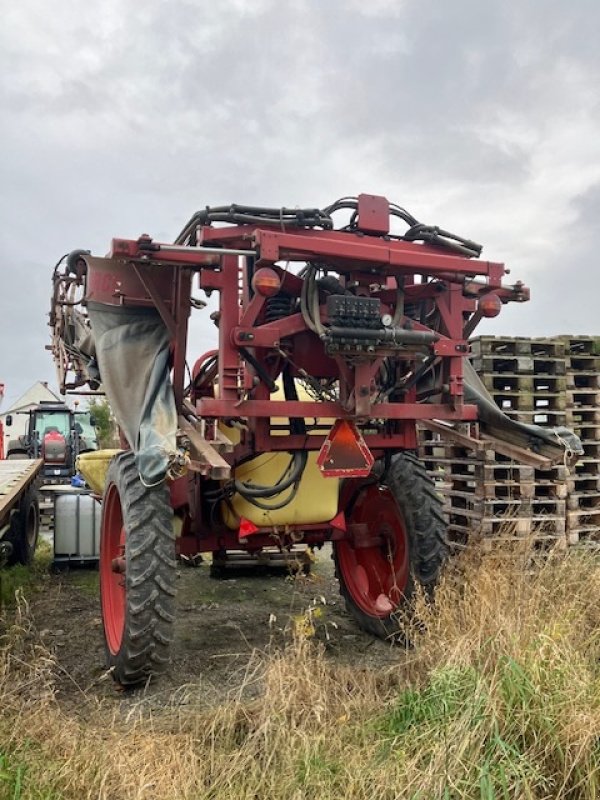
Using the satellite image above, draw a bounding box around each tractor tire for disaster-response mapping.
[99,452,177,687]
[333,452,448,641]
[6,487,39,566]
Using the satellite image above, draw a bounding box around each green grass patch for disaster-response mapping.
[0,751,25,800]
[0,745,64,800]
[66,570,99,598]
[379,665,482,738]
[0,542,52,610]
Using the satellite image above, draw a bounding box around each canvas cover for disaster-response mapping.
[87,302,178,485]
[462,360,582,461]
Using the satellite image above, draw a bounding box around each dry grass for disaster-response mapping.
[3,545,600,798]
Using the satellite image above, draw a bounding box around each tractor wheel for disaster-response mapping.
[6,487,39,566]
[333,452,448,641]
[99,452,177,687]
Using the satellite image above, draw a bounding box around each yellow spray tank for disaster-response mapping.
[220,382,339,529]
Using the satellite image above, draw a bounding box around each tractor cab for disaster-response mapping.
[7,401,98,480]
[30,404,72,478]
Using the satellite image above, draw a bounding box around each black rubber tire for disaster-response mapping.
[334,451,448,640]
[6,487,39,566]
[101,452,177,687]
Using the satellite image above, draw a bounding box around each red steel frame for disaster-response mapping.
[82,207,528,553]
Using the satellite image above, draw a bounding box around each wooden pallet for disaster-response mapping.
[500,409,568,426]
[566,389,600,409]
[491,392,567,413]
[470,336,566,359]
[38,496,54,529]
[448,517,566,541]
[567,407,600,426]
[567,474,600,492]
[480,374,567,393]
[566,507,600,539]
[560,335,600,357]
[471,355,566,376]
[567,491,600,511]
[567,373,600,389]
[563,338,600,545]
[420,330,600,552]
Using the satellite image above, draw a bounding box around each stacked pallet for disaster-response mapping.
[470,336,567,428]
[471,336,568,542]
[562,336,600,544]
[419,335,571,548]
[419,426,568,548]
[420,429,538,547]
[38,492,55,541]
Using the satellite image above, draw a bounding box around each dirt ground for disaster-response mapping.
[27,545,405,712]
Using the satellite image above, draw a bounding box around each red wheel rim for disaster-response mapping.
[100,483,126,655]
[337,483,409,617]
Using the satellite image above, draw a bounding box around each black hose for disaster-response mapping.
[239,483,302,511]
[174,197,482,259]
[239,347,278,394]
[233,365,308,504]
[234,451,306,498]
[174,204,334,244]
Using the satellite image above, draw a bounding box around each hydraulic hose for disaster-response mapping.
[234,451,307,498]
[233,365,308,505]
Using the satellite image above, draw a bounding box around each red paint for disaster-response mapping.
[335,483,410,617]
[169,475,188,510]
[100,483,126,655]
[356,193,390,235]
[478,293,503,317]
[330,511,347,532]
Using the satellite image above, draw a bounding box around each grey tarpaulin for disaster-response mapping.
[416,358,582,462]
[87,301,178,485]
[462,359,583,462]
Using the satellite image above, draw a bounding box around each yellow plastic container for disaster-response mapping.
[221,451,339,529]
[218,380,340,529]
[77,449,122,494]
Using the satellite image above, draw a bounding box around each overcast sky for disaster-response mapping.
[1,0,599,408]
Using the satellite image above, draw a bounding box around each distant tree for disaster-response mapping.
[88,398,118,448]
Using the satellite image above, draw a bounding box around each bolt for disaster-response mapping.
[111,557,126,574]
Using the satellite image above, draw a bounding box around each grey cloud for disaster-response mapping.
[1,0,600,403]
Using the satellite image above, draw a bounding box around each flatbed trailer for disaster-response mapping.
[0,459,42,566]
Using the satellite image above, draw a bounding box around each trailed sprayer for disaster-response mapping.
[49,194,580,685]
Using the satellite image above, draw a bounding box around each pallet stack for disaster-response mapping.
[562,336,600,544]
[470,336,569,543]
[419,429,548,548]
[38,492,54,541]
[419,335,572,548]
[470,336,567,428]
